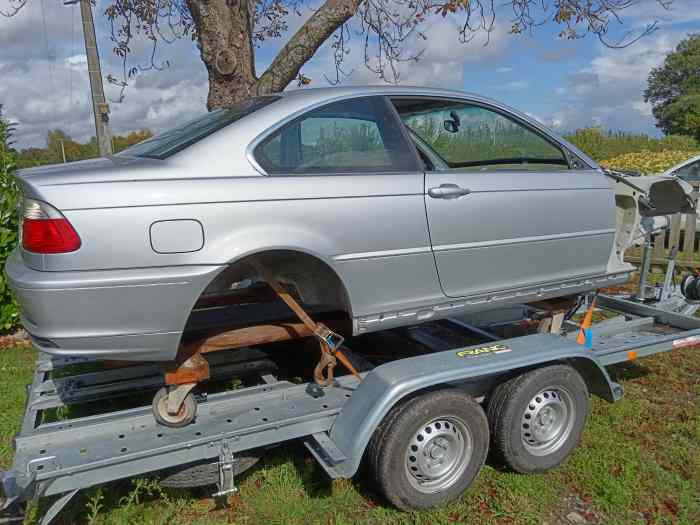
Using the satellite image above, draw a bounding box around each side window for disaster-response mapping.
[392,98,569,171]
[673,160,700,183]
[255,97,418,174]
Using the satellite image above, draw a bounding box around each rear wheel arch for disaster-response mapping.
[192,248,354,320]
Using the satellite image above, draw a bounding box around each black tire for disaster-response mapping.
[152,387,197,428]
[367,388,489,511]
[487,364,589,474]
[159,452,262,489]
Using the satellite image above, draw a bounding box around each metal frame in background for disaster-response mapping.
[2,284,700,524]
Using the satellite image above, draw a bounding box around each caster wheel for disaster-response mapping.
[152,386,198,428]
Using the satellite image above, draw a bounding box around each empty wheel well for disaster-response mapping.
[183,250,353,338]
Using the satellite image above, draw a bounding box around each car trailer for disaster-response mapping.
[2,250,700,523]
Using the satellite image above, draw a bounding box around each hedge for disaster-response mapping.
[0,115,19,331]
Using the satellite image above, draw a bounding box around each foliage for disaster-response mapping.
[645,34,700,141]
[600,150,700,175]
[565,127,699,162]
[15,129,153,169]
[0,105,19,331]
[406,107,565,165]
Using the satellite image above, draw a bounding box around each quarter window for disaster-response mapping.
[673,160,700,183]
[118,96,280,160]
[393,98,569,171]
[254,97,418,174]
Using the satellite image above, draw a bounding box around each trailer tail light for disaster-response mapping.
[21,199,81,253]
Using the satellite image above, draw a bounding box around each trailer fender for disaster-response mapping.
[329,333,619,478]
[567,356,623,403]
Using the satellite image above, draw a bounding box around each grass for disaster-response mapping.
[0,344,698,525]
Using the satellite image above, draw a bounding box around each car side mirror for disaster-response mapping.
[443,120,459,133]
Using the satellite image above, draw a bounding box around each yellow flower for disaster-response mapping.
[600,151,700,175]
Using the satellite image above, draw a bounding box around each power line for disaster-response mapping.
[68,2,76,141]
[39,0,55,97]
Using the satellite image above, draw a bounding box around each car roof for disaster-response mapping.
[175,85,600,175]
[278,85,503,107]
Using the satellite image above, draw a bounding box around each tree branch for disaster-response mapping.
[256,0,363,94]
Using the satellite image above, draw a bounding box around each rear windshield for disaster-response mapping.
[117,96,281,159]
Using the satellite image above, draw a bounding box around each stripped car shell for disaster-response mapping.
[610,169,695,256]
[4,86,696,363]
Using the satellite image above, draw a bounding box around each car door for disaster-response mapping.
[391,96,617,298]
[251,95,444,317]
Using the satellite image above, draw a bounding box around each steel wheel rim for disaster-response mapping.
[404,416,473,493]
[520,387,575,456]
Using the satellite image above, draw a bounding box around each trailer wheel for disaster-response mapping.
[152,387,197,428]
[367,389,489,511]
[487,364,588,473]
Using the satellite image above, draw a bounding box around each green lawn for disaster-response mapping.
[0,344,698,525]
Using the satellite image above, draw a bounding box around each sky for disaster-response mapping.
[0,0,698,149]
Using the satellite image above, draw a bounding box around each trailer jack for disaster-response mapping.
[213,441,238,499]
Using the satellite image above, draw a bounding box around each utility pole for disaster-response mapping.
[65,0,113,157]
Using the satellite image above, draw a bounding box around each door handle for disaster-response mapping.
[427,183,472,199]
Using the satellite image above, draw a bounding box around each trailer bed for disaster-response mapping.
[2,291,699,524]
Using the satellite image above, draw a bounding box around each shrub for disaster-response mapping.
[565,127,699,162]
[0,109,20,331]
[600,150,700,175]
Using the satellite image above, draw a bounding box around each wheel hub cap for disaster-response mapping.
[405,417,473,493]
[521,388,575,456]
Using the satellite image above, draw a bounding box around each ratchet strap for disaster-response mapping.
[249,260,362,386]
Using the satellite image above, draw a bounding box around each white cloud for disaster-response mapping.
[543,32,681,133]
[0,0,208,148]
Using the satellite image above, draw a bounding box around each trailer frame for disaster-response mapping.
[2,267,700,523]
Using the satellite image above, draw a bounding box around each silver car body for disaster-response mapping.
[6,86,639,361]
[662,154,700,181]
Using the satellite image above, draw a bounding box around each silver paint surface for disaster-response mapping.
[5,86,628,361]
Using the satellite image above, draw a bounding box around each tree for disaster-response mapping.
[2,0,672,111]
[645,34,700,141]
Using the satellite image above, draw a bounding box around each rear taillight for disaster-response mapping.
[20,199,81,254]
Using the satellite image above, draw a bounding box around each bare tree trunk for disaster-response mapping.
[187,0,257,109]
[189,0,362,108]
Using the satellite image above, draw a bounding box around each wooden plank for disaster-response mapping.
[653,231,665,259]
[669,214,682,249]
[680,186,699,264]
[625,255,700,268]
[185,322,312,355]
[682,212,697,262]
